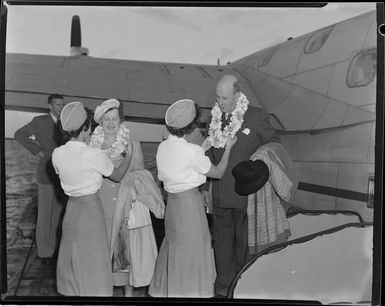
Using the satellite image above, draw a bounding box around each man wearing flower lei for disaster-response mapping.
[201,74,280,297]
[89,98,161,297]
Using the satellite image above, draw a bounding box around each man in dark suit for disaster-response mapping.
[14,94,67,262]
[202,74,279,297]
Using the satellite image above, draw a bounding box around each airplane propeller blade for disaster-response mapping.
[70,15,89,56]
[71,15,81,48]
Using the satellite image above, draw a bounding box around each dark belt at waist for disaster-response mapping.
[69,193,99,203]
[167,187,200,199]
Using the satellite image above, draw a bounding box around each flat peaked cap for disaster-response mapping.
[60,101,87,132]
[165,99,196,129]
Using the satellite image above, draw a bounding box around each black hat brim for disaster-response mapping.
[235,182,260,196]
[234,172,269,196]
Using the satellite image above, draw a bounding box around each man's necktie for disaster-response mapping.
[54,119,63,145]
[221,113,233,131]
[226,113,232,125]
[221,112,227,130]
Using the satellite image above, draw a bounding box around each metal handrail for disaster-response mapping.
[286,208,365,223]
[13,235,36,296]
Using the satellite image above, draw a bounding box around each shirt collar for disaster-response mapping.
[167,134,187,143]
[66,140,88,147]
[50,112,58,124]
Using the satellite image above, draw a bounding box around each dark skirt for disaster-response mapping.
[148,187,216,297]
[56,193,113,296]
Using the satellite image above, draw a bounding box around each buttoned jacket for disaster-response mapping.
[14,114,62,185]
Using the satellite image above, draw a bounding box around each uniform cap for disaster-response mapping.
[165,99,196,129]
[60,101,87,132]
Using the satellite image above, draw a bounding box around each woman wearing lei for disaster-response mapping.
[89,98,164,297]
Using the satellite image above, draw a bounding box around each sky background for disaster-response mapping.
[4,2,377,138]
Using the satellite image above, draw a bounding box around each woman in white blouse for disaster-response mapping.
[148,99,237,298]
[52,102,132,296]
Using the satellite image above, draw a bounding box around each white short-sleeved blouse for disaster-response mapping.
[52,141,114,197]
[156,134,211,193]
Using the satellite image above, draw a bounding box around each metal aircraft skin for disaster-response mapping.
[5,10,376,222]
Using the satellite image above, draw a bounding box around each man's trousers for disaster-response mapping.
[36,183,65,258]
[212,206,248,296]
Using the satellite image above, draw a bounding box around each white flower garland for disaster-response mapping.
[89,122,130,159]
[208,92,249,148]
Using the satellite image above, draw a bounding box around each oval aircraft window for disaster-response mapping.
[257,47,279,67]
[347,48,377,88]
[304,26,334,54]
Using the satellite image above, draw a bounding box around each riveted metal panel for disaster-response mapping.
[254,76,291,112]
[6,53,66,66]
[343,106,376,126]
[362,16,377,49]
[8,73,130,99]
[235,65,268,87]
[337,163,375,195]
[295,123,373,163]
[312,98,347,129]
[270,86,328,130]
[297,161,339,188]
[258,37,307,79]
[284,65,335,96]
[359,104,376,113]
[280,134,301,161]
[292,191,336,210]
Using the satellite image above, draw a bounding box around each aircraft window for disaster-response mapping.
[347,48,377,88]
[304,26,334,54]
[257,47,279,67]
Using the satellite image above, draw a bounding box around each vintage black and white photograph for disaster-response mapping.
[1,1,381,304]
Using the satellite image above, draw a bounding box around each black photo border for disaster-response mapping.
[0,1,383,305]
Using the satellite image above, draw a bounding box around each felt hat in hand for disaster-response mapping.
[232,159,270,196]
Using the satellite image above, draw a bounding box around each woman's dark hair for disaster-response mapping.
[60,107,95,143]
[166,102,201,137]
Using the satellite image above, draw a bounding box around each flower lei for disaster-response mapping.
[208,92,249,148]
[88,122,130,159]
